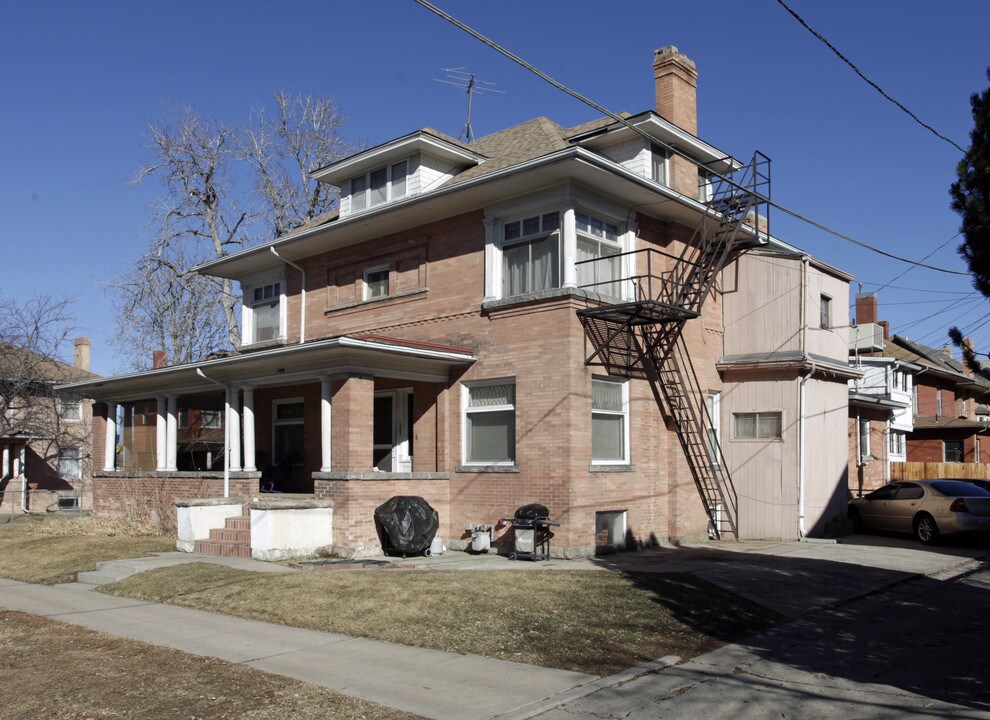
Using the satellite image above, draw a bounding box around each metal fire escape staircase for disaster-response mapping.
[577,152,771,539]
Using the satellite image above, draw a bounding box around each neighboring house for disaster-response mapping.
[847,292,990,493]
[60,46,853,555]
[1,337,97,512]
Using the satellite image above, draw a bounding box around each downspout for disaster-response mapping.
[196,369,229,498]
[798,362,816,538]
[270,247,306,343]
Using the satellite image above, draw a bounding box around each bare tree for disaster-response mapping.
[109,242,230,367]
[109,94,354,370]
[0,293,76,441]
[242,91,351,237]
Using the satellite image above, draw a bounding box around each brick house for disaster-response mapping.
[61,46,854,555]
[1,337,97,512]
[847,292,990,494]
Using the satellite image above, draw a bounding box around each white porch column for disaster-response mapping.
[103,402,117,471]
[155,395,167,471]
[166,395,178,471]
[226,386,242,472]
[562,201,577,289]
[241,386,256,472]
[12,445,23,478]
[320,375,333,472]
[1,446,9,479]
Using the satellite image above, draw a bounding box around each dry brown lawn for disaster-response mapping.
[102,562,781,676]
[0,516,175,585]
[0,610,422,720]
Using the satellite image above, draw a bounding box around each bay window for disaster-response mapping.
[575,212,622,297]
[502,212,560,297]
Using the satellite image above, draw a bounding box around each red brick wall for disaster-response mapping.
[92,473,258,528]
[315,477,450,554]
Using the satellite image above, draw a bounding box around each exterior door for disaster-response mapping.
[373,390,413,472]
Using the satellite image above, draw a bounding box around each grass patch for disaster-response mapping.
[0,610,422,720]
[0,517,175,585]
[103,564,781,675]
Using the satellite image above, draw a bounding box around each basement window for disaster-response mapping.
[595,510,627,549]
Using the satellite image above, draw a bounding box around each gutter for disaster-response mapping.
[193,146,757,278]
[270,247,306,343]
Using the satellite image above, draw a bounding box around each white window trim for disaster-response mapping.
[732,411,784,441]
[363,265,390,301]
[349,158,409,213]
[591,376,630,465]
[58,446,82,480]
[242,273,287,346]
[59,396,82,423]
[461,379,516,466]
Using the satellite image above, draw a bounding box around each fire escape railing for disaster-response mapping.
[577,152,770,539]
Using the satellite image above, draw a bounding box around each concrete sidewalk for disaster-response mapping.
[2,536,988,719]
[0,577,596,720]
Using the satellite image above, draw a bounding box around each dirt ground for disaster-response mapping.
[0,610,423,720]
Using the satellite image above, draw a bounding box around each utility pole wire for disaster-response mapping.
[414,0,968,277]
[775,0,966,154]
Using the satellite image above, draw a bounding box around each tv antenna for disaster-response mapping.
[434,67,505,143]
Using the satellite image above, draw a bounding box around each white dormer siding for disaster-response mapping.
[594,137,653,181]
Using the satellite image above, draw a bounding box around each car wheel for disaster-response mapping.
[914,513,940,545]
[848,507,862,533]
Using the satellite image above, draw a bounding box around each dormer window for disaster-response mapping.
[351,160,408,212]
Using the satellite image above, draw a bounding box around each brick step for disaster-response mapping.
[209,527,250,543]
[226,516,251,530]
[194,539,253,558]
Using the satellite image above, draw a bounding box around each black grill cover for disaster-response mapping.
[374,496,439,554]
[514,503,550,520]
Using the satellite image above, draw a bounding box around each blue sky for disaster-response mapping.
[2,0,988,375]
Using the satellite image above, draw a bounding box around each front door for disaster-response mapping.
[373,390,412,472]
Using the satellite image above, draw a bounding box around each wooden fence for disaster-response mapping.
[890,462,990,481]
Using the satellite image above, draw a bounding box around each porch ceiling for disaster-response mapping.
[56,336,475,402]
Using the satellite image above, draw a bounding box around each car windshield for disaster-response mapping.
[929,480,990,497]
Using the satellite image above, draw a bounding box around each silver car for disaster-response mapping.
[848,480,990,544]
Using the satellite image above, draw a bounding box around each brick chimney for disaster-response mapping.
[153,350,168,369]
[654,46,700,197]
[855,292,878,325]
[73,336,90,372]
[653,45,698,134]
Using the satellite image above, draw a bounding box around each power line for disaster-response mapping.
[775,0,966,154]
[898,293,982,334]
[869,233,960,296]
[414,0,969,277]
[857,282,973,296]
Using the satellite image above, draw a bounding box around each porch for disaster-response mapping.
[61,335,473,553]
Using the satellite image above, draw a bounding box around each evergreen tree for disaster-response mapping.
[950,69,990,375]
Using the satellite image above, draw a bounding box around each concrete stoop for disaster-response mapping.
[194,508,252,558]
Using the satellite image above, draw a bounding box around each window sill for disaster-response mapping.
[483,287,625,313]
[589,464,635,473]
[325,287,428,315]
[239,338,286,352]
[456,464,520,473]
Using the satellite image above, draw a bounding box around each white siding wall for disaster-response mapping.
[802,378,851,536]
[722,375,799,540]
[418,153,461,193]
[597,138,651,178]
[722,252,803,358]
